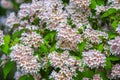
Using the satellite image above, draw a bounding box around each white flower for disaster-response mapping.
[10,44,40,74]
[111,64,120,79]
[95,5,106,15]
[83,28,108,44]
[0,30,4,46]
[66,1,91,29]
[82,50,106,68]
[14,71,23,80]
[93,74,103,80]
[6,12,19,29]
[108,36,120,55]
[70,0,90,7]
[20,31,43,48]
[56,26,83,50]
[18,3,31,19]
[48,51,84,80]
[0,0,13,9]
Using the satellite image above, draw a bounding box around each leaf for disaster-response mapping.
[107,31,116,39]
[4,35,11,44]
[1,43,9,54]
[12,29,24,40]
[62,0,69,4]
[78,41,86,53]
[112,21,118,30]
[50,31,56,42]
[1,35,11,54]
[45,60,51,71]
[11,38,19,46]
[90,0,97,9]
[78,29,83,34]
[50,44,56,52]
[44,31,56,42]
[109,56,120,61]
[98,72,108,80]
[3,61,14,79]
[96,43,104,51]
[67,18,73,26]
[105,58,112,70]
[39,44,48,53]
[101,8,116,18]
[32,17,40,26]
[18,75,34,80]
[96,0,105,5]
[83,70,94,78]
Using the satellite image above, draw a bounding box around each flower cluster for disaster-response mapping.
[66,1,91,28]
[82,74,103,80]
[83,28,108,44]
[0,30,4,46]
[0,0,13,9]
[48,51,84,80]
[93,74,103,80]
[82,78,90,80]
[6,12,19,29]
[14,71,23,80]
[20,31,43,48]
[70,0,90,7]
[18,3,31,19]
[111,64,120,79]
[5,0,92,31]
[0,0,24,9]
[108,36,120,55]
[0,54,8,67]
[10,44,41,74]
[56,26,83,50]
[96,0,120,15]
[107,0,120,4]
[42,0,68,30]
[82,50,106,68]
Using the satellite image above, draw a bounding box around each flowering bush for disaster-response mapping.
[0,0,120,80]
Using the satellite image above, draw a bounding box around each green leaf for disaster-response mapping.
[44,31,56,42]
[112,21,118,30]
[83,70,94,78]
[96,43,104,51]
[12,29,24,40]
[78,29,83,34]
[11,38,19,46]
[105,58,112,70]
[109,56,120,61]
[96,0,105,5]
[78,41,86,53]
[62,0,69,4]
[101,8,116,18]
[18,75,34,80]
[90,0,97,9]
[4,35,10,44]
[1,44,9,54]
[32,17,40,26]
[98,72,108,80]
[107,31,116,39]
[3,61,14,79]
[39,44,48,53]
[1,35,11,54]
[67,18,73,26]
[50,44,56,52]
[45,60,51,71]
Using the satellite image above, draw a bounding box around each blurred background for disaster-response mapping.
[0,0,32,34]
